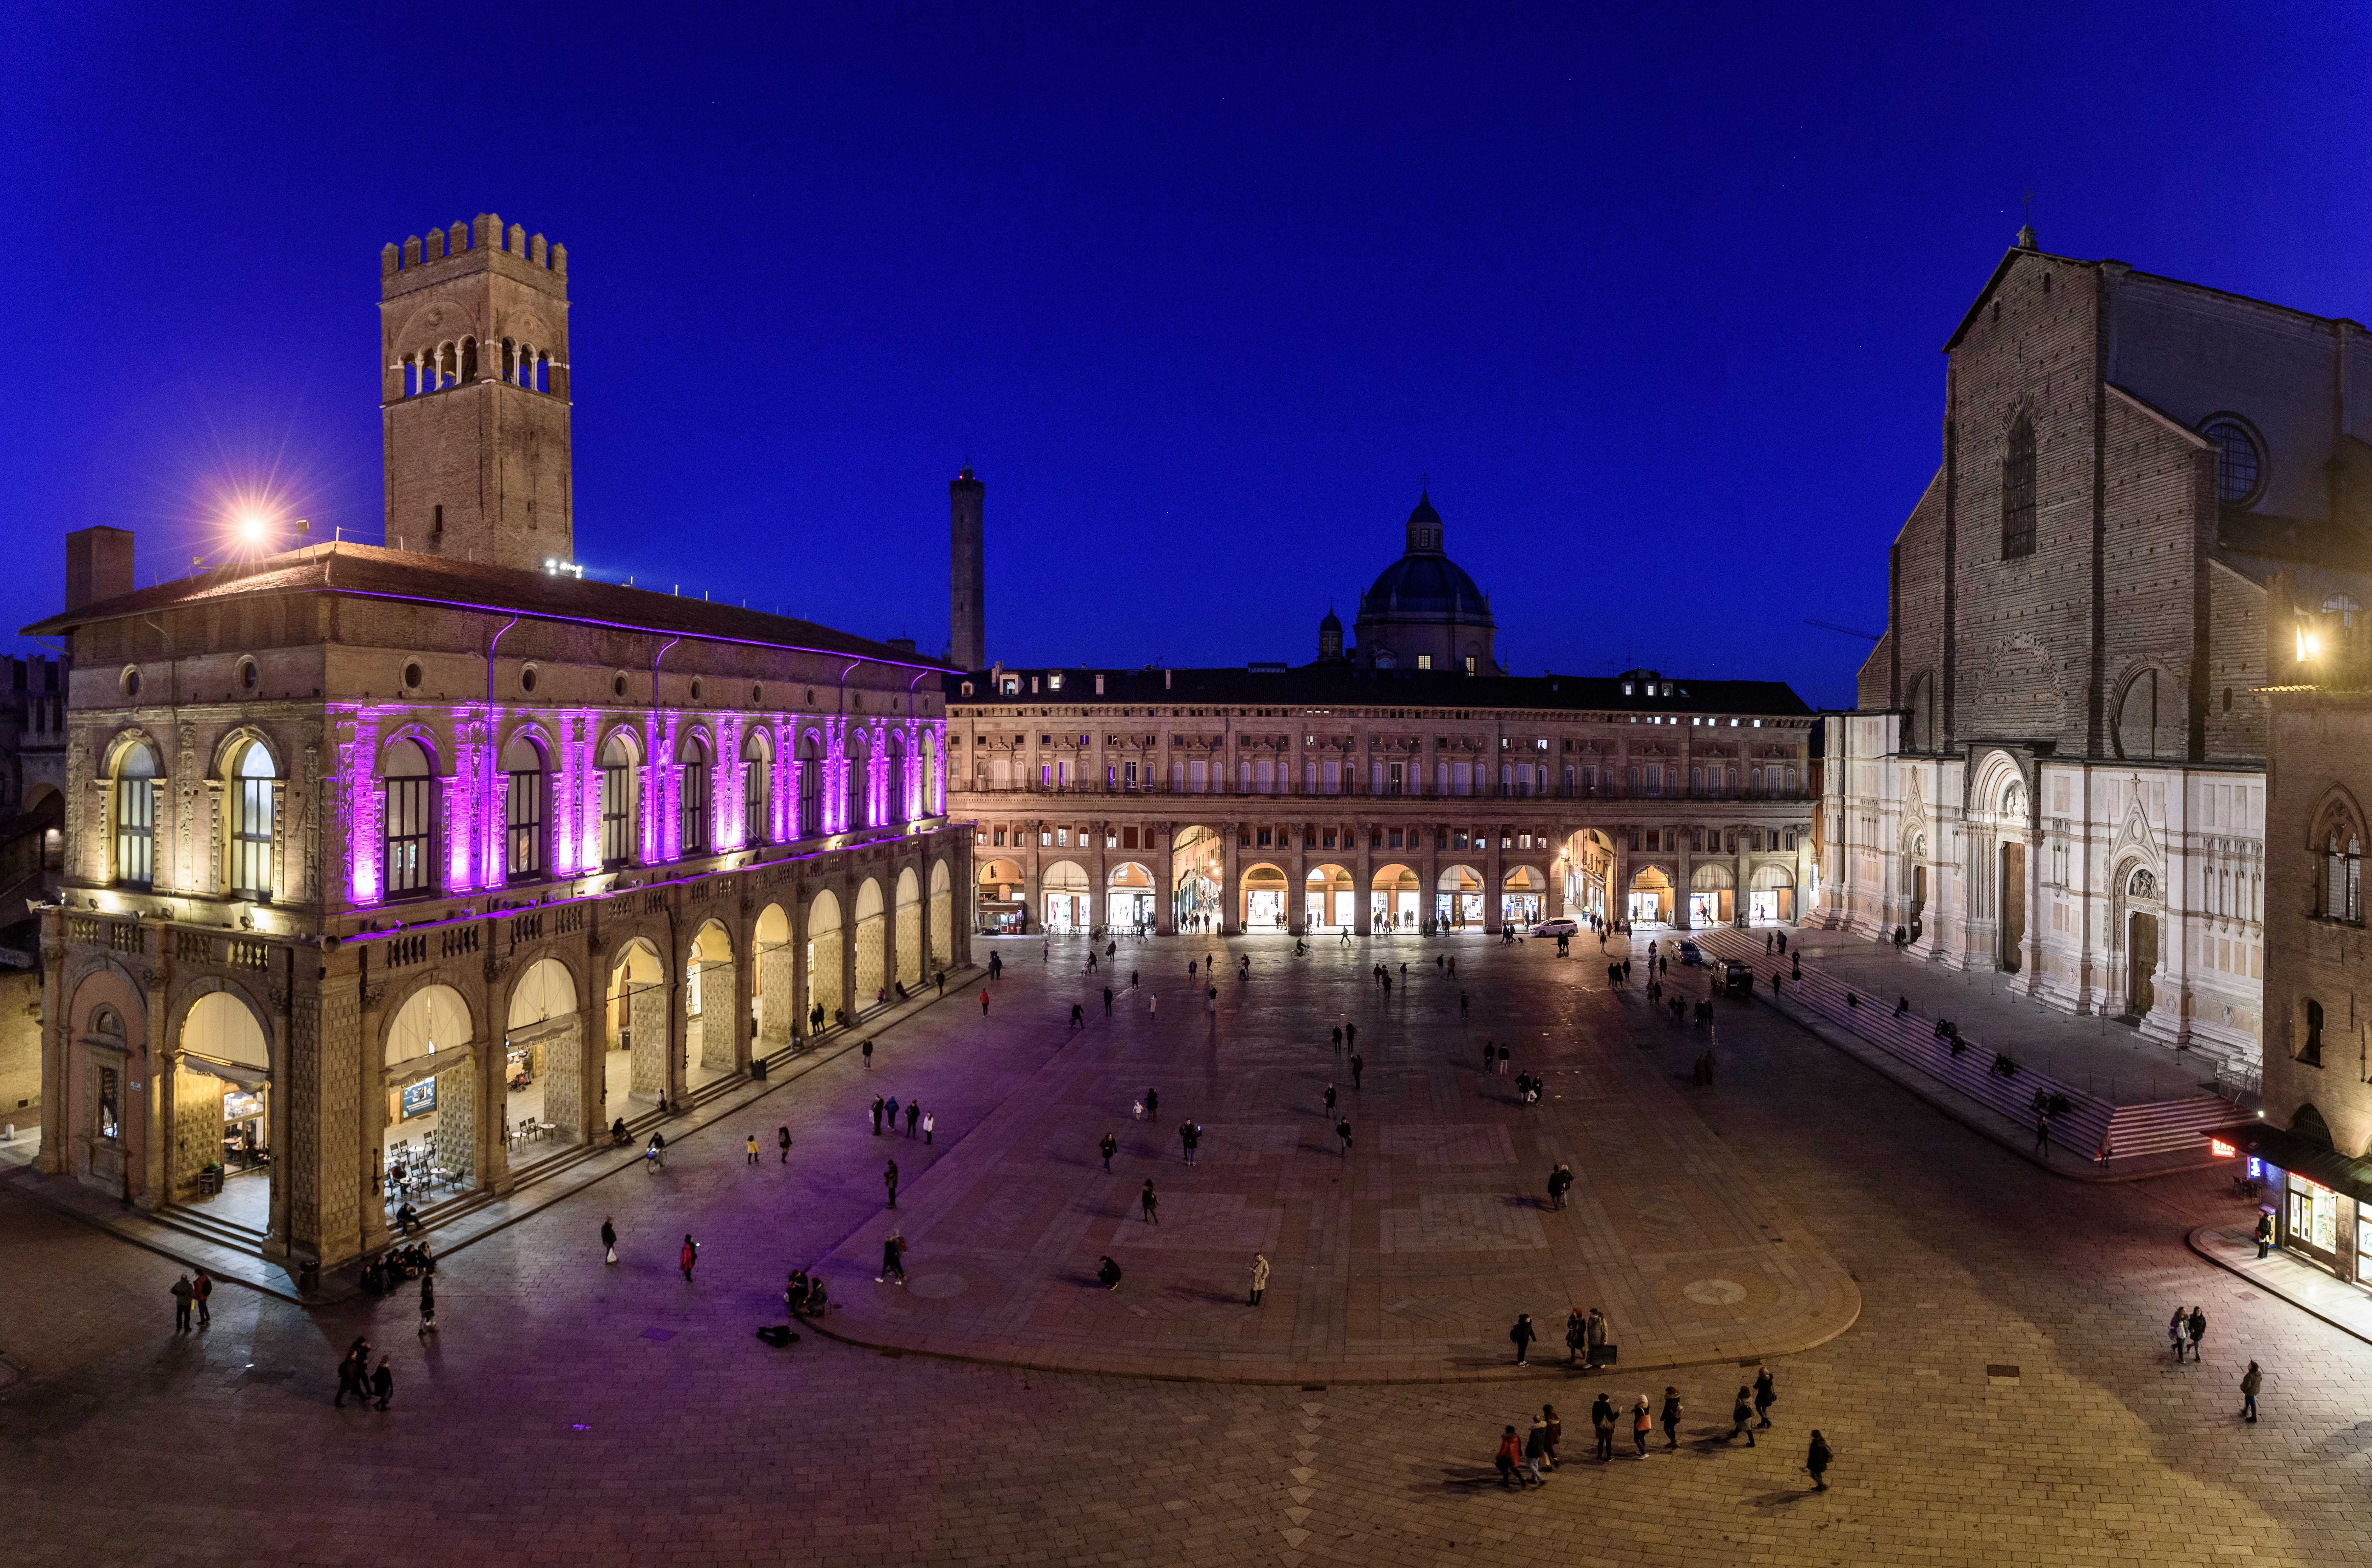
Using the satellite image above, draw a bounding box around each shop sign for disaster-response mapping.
[400,1079,438,1119]
[2209,1139,2236,1159]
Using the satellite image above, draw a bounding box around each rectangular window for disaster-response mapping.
[1388,761,1405,796]
[507,768,544,877]
[992,827,1006,846]
[115,778,154,887]
[1122,826,1137,848]
[1417,654,1432,669]
[601,766,631,866]
[680,760,709,854]
[1057,827,1069,847]
[1646,765,1662,797]
[384,775,433,894]
[97,1066,121,1141]
[231,777,273,895]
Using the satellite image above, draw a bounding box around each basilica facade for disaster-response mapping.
[1817,224,2372,1073]
[26,213,969,1273]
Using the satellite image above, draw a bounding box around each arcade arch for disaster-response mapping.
[689,920,738,1085]
[1501,864,1546,927]
[174,990,273,1223]
[1688,862,1735,928]
[504,956,582,1145]
[1750,861,1796,924]
[1240,862,1290,931]
[1172,826,1224,931]
[1435,864,1483,931]
[1370,863,1420,932]
[1307,863,1355,931]
[808,888,845,1027]
[929,859,954,959]
[754,904,795,1049]
[606,937,667,1120]
[1108,861,1157,932]
[896,866,923,989]
[382,983,477,1196]
[853,878,887,1008]
[1040,860,1089,933]
[976,857,1025,934]
[1628,864,1674,926]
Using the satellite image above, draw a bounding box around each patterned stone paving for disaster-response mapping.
[0,932,2364,1566]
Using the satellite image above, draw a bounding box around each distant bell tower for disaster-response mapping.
[379,213,572,571]
[950,466,986,669]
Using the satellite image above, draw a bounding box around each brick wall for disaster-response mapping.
[2262,690,2372,1157]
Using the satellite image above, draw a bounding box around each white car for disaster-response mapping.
[1530,918,1581,938]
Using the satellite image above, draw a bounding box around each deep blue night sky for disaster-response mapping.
[4,4,2367,705]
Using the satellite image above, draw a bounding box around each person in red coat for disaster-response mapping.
[679,1234,699,1282]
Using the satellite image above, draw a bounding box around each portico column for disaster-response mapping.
[1289,828,1308,935]
[1155,824,1177,935]
[1484,823,1504,934]
[1221,824,1242,936]
[1735,832,1750,927]
[1675,835,1693,931]
[664,908,689,1106]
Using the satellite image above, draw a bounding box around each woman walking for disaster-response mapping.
[416,1275,437,1338]
[679,1234,699,1282]
[1248,1253,1270,1306]
[601,1216,617,1264]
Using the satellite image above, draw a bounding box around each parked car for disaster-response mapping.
[1531,918,1580,938]
[1677,940,1705,967]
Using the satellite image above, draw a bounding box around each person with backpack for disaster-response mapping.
[1590,1394,1616,1461]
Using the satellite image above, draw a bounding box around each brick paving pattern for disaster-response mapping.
[1,931,2364,1566]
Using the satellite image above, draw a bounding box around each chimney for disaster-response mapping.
[950,467,986,670]
[65,526,136,611]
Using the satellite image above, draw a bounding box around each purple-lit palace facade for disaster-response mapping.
[22,213,971,1274]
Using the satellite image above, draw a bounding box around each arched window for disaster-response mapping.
[679,734,710,855]
[886,732,907,825]
[229,739,275,898]
[502,733,546,879]
[2001,414,2037,559]
[743,730,773,846]
[114,740,159,887]
[797,733,822,838]
[381,738,434,897]
[599,732,638,867]
[846,733,870,831]
[2326,833,2362,924]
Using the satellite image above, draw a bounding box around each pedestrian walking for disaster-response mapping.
[1460,991,1469,1017]
[170,1273,195,1332]
[1590,1394,1615,1461]
[1324,1082,1338,1114]
[871,1095,885,1135]
[1249,1252,1270,1306]
[1497,1044,1510,1074]
[922,1110,935,1144]
[1149,991,1157,1017]
[2255,1210,2274,1258]
[885,1160,899,1209]
[906,1101,920,1137]
[2170,1307,2190,1362]
[1806,1430,1833,1490]
[1659,1387,1682,1449]
[980,988,990,1015]
[601,1216,618,1264]
[1350,1053,1364,1089]
[862,1038,874,1069]
[879,1231,907,1284]
[1100,1131,1118,1172]
[1330,1025,1343,1053]
[417,1276,437,1336]
[1564,1308,1587,1367]
[2240,1360,2262,1422]
[1104,985,1114,1015]
[1729,1386,1756,1445]
[1336,1116,1353,1156]
[886,1095,901,1131]
[1753,1365,1776,1428]
[371,1355,394,1411]
[1482,1040,1496,1073]
[1509,1311,1536,1367]
[1181,1119,1201,1165]
[1146,1088,1160,1122]
[679,1234,699,1282]
[1070,1002,1085,1030]
[2188,1305,2207,1361]
[1523,1417,1552,1484]
[2034,1112,2051,1158]
[1495,1425,1525,1488]
[192,1268,213,1327]
[334,1340,369,1407]
[778,1126,792,1163]
[1344,1022,1356,1052]
[746,1133,760,1164]
[1540,1403,1563,1468]
[1631,1396,1652,1457]
[1141,1179,1159,1224]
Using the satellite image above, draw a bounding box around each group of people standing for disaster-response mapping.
[1494,1363,1833,1492]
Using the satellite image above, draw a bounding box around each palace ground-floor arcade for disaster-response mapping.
[951,795,1812,939]
[35,825,972,1271]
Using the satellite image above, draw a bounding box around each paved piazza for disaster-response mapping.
[4,932,2367,1565]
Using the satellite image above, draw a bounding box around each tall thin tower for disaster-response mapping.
[950,466,985,669]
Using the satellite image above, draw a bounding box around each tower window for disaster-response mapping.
[432,505,444,535]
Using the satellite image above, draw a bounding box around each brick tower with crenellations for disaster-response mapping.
[379,213,573,571]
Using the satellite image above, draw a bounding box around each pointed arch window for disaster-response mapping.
[2002,415,2037,559]
[2326,833,2362,924]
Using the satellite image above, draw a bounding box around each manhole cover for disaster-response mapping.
[1682,1278,1748,1306]
[909,1272,967,1300]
